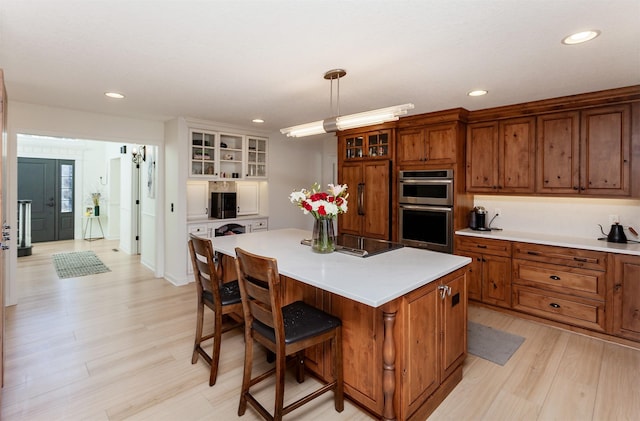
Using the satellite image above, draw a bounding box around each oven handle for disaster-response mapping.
[399,204,452,212]
[357,183,365,215]
[399,179,453,185]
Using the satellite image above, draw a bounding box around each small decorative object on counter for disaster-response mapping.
[91,193,101,216]
[289,183,349,253]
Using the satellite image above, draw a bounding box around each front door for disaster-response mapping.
[18,158,75,242]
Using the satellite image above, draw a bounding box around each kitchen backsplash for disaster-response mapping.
[473,195,640,240]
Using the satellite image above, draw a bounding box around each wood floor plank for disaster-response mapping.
[2,239,640,420]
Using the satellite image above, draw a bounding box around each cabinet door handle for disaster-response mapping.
[549,303,561,309]
[477,244,487,249]
[357,183,365,215]
[527,251,539,256]
[549,275,561,281]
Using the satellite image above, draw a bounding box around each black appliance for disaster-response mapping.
[210,192,237,219]
[469,206,490,231]
[398,169,454,253]
[300,234,404,258]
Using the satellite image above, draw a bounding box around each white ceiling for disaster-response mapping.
[1,0,639,134]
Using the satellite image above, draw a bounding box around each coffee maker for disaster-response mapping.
[469,206,490,231]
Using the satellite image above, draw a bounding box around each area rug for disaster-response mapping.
[467,321,525,366]
[52,251,111,279]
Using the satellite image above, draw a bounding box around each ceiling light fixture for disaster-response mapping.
[468,90,488,97]
[105,92,125,99]
[252,118,265,123]
[280,69,414,138]
[562,30,601,45]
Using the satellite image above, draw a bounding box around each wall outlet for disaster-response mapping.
[609,214,620,225]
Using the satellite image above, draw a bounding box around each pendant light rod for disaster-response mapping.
[281,68,414,138]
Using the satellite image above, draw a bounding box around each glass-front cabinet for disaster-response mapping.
[190,129,217,176]
[246,136,268,178]
[190,127,267,179]
[343,130,391,160]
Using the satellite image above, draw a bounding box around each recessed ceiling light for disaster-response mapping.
[562,30,601,45]
[252,118,265,123]
[104,92,125,99]
[468,90,488,97]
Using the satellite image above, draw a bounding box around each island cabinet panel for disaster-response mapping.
[611,254,640,341]
[280,267,469,421]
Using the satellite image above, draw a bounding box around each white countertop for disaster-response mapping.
[212,228,472,308]
[187,214,269,223]
[456,228,640,256]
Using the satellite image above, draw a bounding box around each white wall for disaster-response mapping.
[6,101,165,306]
[474,195,640,240]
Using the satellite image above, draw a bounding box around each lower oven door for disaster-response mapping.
[399,204,453,253]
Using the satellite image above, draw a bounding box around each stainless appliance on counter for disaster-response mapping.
[398,169,454,253]
[210,192,237,219]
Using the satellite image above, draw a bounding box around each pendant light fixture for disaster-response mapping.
[280,69,414,138]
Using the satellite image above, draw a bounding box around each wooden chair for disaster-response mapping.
[188,234,243,386]
[234,247,344,421]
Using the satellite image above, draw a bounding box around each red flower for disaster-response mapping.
[317,205,327,216]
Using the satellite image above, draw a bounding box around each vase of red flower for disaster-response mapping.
[290,183,349,254]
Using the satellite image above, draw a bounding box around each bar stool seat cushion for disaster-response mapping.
[252,300,342,345]
[203,280,242,307]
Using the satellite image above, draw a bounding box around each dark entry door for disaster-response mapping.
[18,158,75,242]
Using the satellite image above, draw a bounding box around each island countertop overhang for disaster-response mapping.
[210,228,471,307]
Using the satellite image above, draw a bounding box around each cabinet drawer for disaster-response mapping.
[512,259,605,300]
[455,236,511,257]
[188,224,209,237]
[513,242,606,271]
[512,285,606,332]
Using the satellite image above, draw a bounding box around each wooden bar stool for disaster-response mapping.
[188,234,243,386]
[234,247,344,421]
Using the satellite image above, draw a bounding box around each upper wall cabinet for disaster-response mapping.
[466,117,535,194]
[536,105,631,196]
[189,128,268,180]
[190,129,217,177]
[397,123,457,166]
[246,136,268,178]
[340,129,392,160]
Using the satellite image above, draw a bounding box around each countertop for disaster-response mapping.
[456,228,640,257]
[212,228,471,308]
[187,214,269,224]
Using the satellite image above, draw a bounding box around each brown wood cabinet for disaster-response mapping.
[397,123,457,166]
[611,254,640,341]
[466,117,535,193]
[512,242,608,332]
[537,105,631,196]
[338,160,391,240]
[340,129,392,160]
[282,267,468,421]
[455,236,511,308]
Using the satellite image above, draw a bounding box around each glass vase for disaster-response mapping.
[312,217,336,253]
[94,205,100,216]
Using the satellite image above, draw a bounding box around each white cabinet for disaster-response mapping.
[186,181,209,219]
[189,128,268,180]
[190,129,217,177]
[248,218,268,232]
[246,136,268,178]
[236,182,259,215]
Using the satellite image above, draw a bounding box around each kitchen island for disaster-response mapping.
[212,228,471,420]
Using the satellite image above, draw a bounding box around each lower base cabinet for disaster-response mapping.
[612,254,640,341]
[283,267,467,421]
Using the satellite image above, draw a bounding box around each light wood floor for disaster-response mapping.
[1,239,639,420]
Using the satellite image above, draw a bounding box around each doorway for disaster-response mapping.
[17,157,75,242]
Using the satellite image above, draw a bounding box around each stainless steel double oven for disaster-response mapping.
[398,169,454,253]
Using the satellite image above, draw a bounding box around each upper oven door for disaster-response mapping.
[398,178,453,206]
